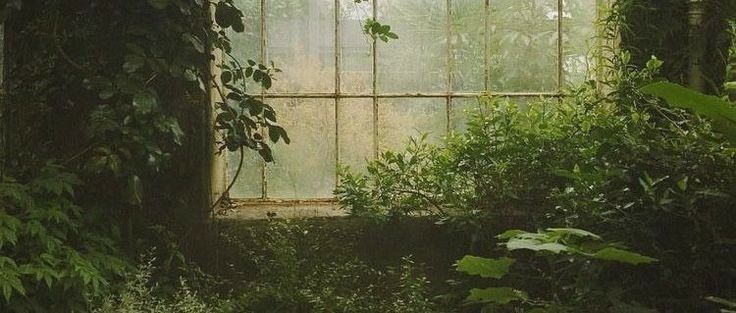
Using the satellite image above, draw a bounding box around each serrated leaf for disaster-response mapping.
[456,256,514,279]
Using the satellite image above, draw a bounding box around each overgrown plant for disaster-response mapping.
[455,228,656,312]
[92,254,231,313]
[336,57,736,310]
[0,164,128,311]
[0,0,284,311]
[219,219,443,313]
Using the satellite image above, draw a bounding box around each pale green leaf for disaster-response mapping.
[456,256,515,279]
[506,238,568,254]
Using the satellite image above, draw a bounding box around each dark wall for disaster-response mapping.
[619,0,736,94]
[1,0,214,256]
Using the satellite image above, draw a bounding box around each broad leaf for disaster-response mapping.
[133,91,158,114]
[546,228,601,239]
[642,82,736,124]
[592,247,656,265]
[456,256,515,279]
[642,81,736,142]
[506,238,568,254]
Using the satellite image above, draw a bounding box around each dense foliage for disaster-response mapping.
[336,55,736,311]
[455,228,656,312]
[2,0,736,312]
[0,0,286,311]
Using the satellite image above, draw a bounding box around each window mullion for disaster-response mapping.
[334,0,341,188]
[557,0,564,92]
[372,0,378,159]
[260,0,268,199]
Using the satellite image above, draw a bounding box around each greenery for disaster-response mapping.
[337,53,736,310]
[455,228,656,312]
[0,0,285,311]
[2,0,736,312]
[218,219,442,313]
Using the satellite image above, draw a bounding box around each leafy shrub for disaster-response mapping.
[455,228,656,312]
[336,58,736,310]
[92,254,231,313]
[0,164,127,312]
[220,219,444,313]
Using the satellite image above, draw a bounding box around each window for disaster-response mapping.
[223,0,600,201]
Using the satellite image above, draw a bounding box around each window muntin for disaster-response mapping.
[226,0,599,200]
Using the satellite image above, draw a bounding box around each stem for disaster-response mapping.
[394,188,448,216]
[209,146,244,213]
[53,11,92,76]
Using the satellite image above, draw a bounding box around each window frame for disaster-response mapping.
[214,0,607,205]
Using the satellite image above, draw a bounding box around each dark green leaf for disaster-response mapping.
[133,91,158,114]
[122,54,146,73]
[147,0,169,9]
[592,247,657,265]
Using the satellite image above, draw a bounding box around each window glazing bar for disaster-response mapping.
[252,92,565,98]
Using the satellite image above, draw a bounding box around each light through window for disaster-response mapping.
[224,0,600,201]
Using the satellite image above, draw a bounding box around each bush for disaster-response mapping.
[336,58,736,311]
[0,164,128,312]
[220,219,444,313]
[91,253,231,313]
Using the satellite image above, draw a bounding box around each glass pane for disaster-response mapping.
[450,97,481,133]
[266,0,335,93]
[451,0,485,92]
[377,0,447,93]
[338,98,374,171]
[340,0,374,94]
[228,151,264,198]
[489,0,558,92]
[230,0,261,93]
[378,98,447,151]
[452,96,554,133]
[563,0,598,86]
[266,98,336,198]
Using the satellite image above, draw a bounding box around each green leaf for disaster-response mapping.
[642,81,736,141]
[456,256,514,279]
[642,82,736,124]
[215,3,244,32]
[496,229,526,239]
[133,91,158,114]
[262,75,272,89]
[147,0,169,9]
[706,296,736,308]
[591,247,657,265]
[126,175,144,205]
[506,238,568,254]
[467,287,527,304]
[546,228,601,239]
[122,54,146,73]
[258,145,274,162]
[181,33,205,53]
[221,71,233,84]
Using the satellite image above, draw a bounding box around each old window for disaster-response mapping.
[223,0,600,202]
